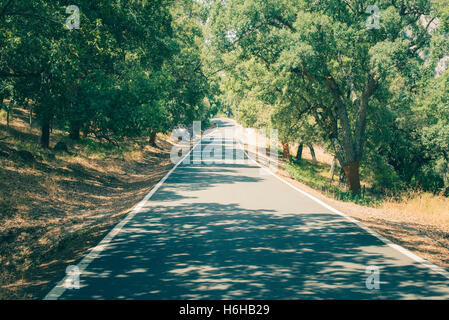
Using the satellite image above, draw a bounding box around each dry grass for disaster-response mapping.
[379,192,449,223]
[289,142,335,165]
[0,108,175,299]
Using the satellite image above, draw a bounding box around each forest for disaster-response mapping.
[1,0,448,197]
[0,0,212,148]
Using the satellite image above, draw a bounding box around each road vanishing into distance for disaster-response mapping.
[46,118,449,300]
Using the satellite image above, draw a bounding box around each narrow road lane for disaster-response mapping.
[47,118,449,299]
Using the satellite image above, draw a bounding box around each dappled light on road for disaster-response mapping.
[57,120,449,299]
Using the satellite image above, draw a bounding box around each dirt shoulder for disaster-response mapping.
[0,111,175,299]
[272,160,449,270]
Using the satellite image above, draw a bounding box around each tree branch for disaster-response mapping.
[354,70,377,158]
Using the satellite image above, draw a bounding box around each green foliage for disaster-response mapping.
[1,0,448,198]
[208,0,449,196]
[414,71,449,193]
[0,0,211,147]
[285,159,331,191]
[285,159,380,206]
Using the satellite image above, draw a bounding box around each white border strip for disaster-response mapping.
[44,139,202,300]
[238,141,449,281]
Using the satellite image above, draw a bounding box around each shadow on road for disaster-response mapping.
[56,121,449,300]
[59,167,449,299]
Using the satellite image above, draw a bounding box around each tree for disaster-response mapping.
[210,0,441,194]
[1,0,211,147]
[1,1,67,147]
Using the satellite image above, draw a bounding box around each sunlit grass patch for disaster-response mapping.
[285,158,381,207]
[76,138,126,158]
[285,158,331,189]
[380,191,449,220]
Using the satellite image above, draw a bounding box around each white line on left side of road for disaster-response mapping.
[44,138,203,300]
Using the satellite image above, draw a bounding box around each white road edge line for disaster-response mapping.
[235,134,449,281]
[43,138,203,300]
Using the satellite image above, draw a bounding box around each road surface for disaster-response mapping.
[46,118,449,300]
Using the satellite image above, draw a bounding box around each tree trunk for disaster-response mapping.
[69,123,81,140]
[342,161,361,195]
[29,106,33,131]
[149,131,157,146]
[442,164,449,196]
[330,156,337,181]
[282,142,290,160]
[308,144,316,162]
[41,117,50,148]
[6,106,10,129]
[82,122,90,138]
[339,167,346,183]
[296,143,303,161]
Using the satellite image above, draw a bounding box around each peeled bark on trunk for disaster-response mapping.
[296,143,303,161]
[149,131,157,146]
[282,142,290,160]
[342,160,361,195]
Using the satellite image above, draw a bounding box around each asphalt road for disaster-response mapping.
[46,118,449,300]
